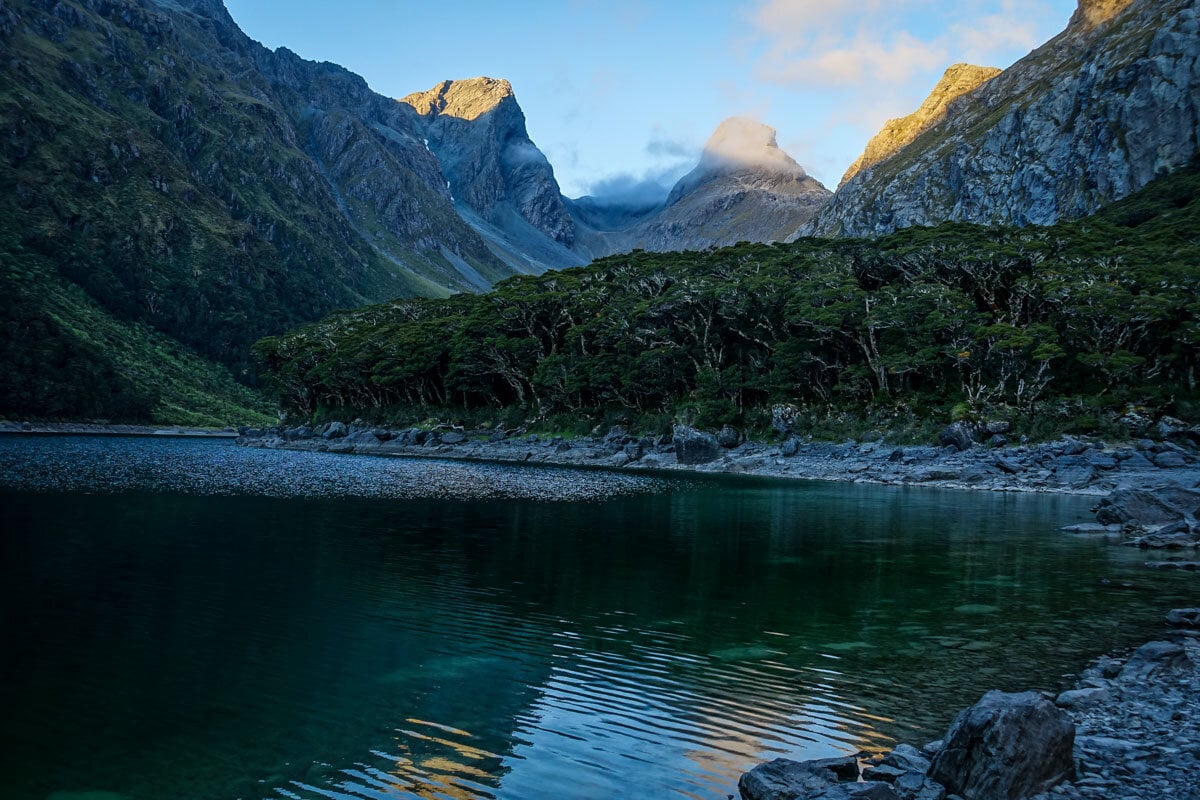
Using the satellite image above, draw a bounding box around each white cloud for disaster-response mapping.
[748,0,1050,90]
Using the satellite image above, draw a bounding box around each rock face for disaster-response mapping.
[574,117,831,255]
[804,0,1200,237]
[929,691,1074,800]
[398,78,581,273]
[839,64,1001,187]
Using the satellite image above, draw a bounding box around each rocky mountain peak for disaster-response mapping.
[1068,0,1137,32]
[398,76,514,121]
[697,116,807,177]
[840,63,1000,186]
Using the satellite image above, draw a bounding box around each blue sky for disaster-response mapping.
[224,0,1077,199]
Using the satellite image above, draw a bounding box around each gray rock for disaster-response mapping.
[888,448,905,463]
[811,784,901,800]
[1053,464,1096,488]
[1061,439,1090,457]
[984,421,1011,435]
[893,772,946,800]
[862,764,908,783]
[781,437,802,457]
[602,426,629,450]
[1094,485,1200,526]
[623,440,645,461]
[1055,687,1107,709]
[718,425,742,448]
[1118,640,1189,680]
[938,422,980,452]
[554,441,572,453]
[1157,415,1189,439]
[882,744,931,775]
[1153,451,1189,468]
[1166,608,1200,628]
[738,756,860,800]
[372,428,393,441]
[488,429,508,443]
[673,425,721,465]
[994,457,1023,475]
[928,690,1074,800]
[987,435,1008,448]
[322,421,348,440]
[1120,452,1155,470]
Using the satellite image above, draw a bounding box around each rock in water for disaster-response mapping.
[673,426,720,465]
[928,690,1074,800]
[1166,608,1200,628]
[738,757,861,800]
[1093,485,1200,526]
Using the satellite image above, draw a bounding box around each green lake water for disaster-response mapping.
[0,436,1193,800]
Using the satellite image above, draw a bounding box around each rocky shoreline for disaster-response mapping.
[235,420,1200,495]
[738,610,1200,800]
[235,420,1200,554]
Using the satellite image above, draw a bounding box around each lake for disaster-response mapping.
[0,436,1191,800]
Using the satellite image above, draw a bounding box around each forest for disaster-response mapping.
[252,163,1200,439]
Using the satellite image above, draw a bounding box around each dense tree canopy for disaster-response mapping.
[254,164,1200,434]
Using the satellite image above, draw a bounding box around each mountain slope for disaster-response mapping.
[573,117,832,255]
[0,0,520,420]
[838,64,1001,188]
[805,0,1199,236]
[398,78,583,273]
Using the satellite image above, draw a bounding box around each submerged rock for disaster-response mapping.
[1167,608,1200,628]
[929,690,1074,800]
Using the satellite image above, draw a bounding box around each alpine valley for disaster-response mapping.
[0,0,1197,426]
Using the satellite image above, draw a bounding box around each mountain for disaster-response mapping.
[0,0,517,421]
[838,64,1001,188]
[571,117,832,255]
[804,0,1200,237]
[398,77,582,275]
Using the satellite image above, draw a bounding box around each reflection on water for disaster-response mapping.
[0,436,1192,800]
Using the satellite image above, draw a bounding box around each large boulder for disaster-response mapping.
[1093,485,1200,527]
[937,422,980,452]
[718,425,742,448]
[928,691,1074,800]
[738,757,865,800]
[322,421,348,440]
[673,425,720,465]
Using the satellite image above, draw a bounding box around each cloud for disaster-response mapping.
[646,136,693,159]
[749,0,1049,90]
[581,161,694,205]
